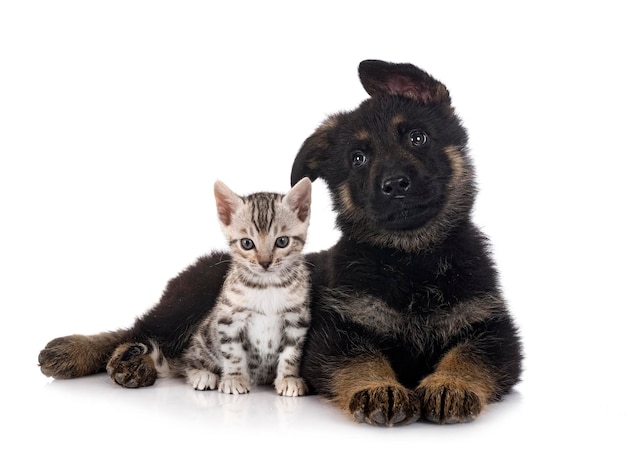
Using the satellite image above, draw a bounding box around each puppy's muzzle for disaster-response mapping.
[381,175,411,199]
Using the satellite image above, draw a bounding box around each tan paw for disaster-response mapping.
[106,343,157,388]
[348,384,420,426]
[416,373,487,424]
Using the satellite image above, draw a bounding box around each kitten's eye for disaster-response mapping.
[352,151,367,168]
[275,236,289,248]
[410,130,428,147]
[240,238,255,250]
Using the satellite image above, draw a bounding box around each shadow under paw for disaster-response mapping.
[349,385,420,426]
[106,343,157,388]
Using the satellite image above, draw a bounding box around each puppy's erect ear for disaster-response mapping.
[284,177,312,223]
[291,115,337,186]
[359,60,450,105]
[214,180,242,226]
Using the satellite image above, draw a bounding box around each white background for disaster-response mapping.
[1,1,624,455]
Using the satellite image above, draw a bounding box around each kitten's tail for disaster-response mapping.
[39,329,131,379]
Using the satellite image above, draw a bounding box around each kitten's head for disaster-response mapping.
[214,178,312,278]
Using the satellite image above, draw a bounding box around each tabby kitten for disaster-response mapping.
[183,178,312,397]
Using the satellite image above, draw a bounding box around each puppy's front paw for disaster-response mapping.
[349,385,420,426]
[219,376,250,395]
[106,343,157,388]
[416,373,486,424]
[275,376,307,397]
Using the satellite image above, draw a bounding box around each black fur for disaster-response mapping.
[289,60,522,424]
[39,60,522,425]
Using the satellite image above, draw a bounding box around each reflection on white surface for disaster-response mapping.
[18,366,620,457]
[23,369,530,454]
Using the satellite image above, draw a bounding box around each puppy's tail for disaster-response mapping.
[38,328,131,379]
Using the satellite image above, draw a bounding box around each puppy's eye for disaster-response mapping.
[275,236,289,248]
[352,151,368,168]
[410,130,428,147]
[240,238,255,250]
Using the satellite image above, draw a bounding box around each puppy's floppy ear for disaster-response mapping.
[291,116,337,186]
[359,60,450,105]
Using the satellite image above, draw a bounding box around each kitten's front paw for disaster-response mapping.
[275,376,308,397]
[219,376,250,395]
[186,369,219,391]
[106,343,157,388]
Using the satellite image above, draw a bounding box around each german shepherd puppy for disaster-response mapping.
[39,60,522,426]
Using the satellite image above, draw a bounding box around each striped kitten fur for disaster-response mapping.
[182,178,312,396]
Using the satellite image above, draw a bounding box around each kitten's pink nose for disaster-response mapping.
[259,260,271,270]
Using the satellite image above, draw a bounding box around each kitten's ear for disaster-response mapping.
[284,177,312,223]
[214,180,242,226]
[358,59,451,105]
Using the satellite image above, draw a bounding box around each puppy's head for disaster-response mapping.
[291,60,476,252]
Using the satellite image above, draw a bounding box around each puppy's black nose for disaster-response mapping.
[381,176,411,198]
